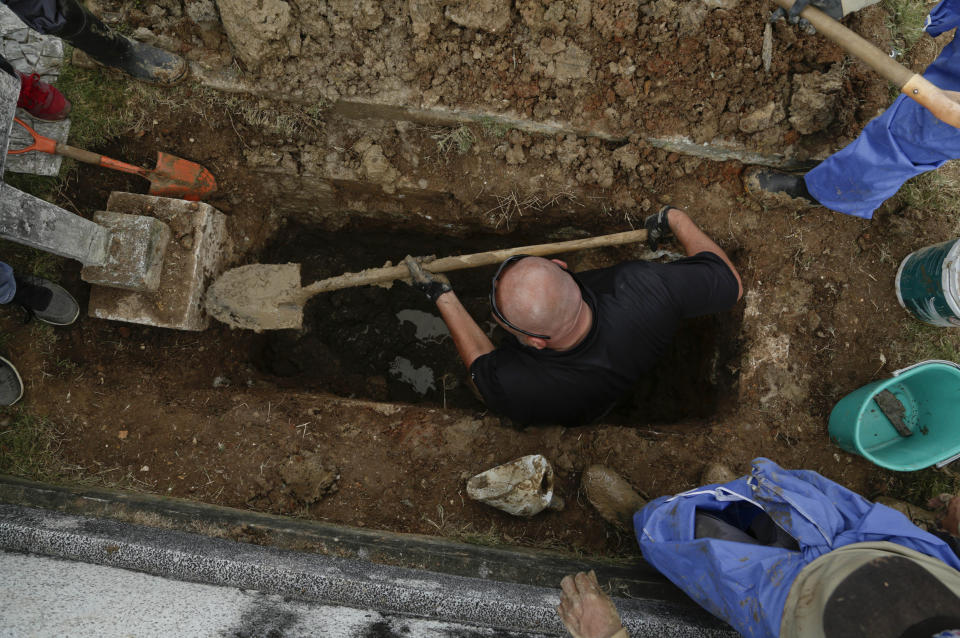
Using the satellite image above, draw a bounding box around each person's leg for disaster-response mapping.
[3,0,187,85]
[0,355,24,406]
[1,263,79,326]
[1,0,66,34]
[0,261,16,304]
[50,0,187,85]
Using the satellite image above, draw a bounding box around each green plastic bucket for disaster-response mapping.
[828,360,960,471]
[896,238,960,327]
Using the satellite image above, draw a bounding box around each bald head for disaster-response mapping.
[494,257,582,339]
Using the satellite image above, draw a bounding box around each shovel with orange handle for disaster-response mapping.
[7,117,217,201]
[772,0,960,129]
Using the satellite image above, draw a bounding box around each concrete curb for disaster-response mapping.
[0,503,735,636]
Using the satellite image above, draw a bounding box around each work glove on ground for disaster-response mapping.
[404,256,452,303]
[643,205,674,251]
[557,571,627,638]
[770,0,880,26]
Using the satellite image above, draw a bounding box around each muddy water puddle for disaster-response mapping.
[252,224,741,424]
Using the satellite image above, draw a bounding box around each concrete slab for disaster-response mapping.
[87,192,230,331]
[0,3,70,177]
[80,211,171,292]
[0,184,111,265]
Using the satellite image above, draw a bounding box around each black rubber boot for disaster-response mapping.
[0,355,23,406]
[12,274,79,326]
[743,167,817,204]
[52,0,187,86]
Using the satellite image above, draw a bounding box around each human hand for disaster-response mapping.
[404,255,452,302]
[928,494,960,536]
[643,205,674,252]
[556,571,625,638]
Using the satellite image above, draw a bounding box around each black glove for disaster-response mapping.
[643,205,674,251]
[404,256,452,302]
[769,0,841,27]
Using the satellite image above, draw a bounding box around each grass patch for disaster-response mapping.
[478,116,512,139]
[882,0,931,54]
[898,161,960,213]
[431,125,475,157]
[885,466,960,505]
[0,407,65,482]
[902,320,960,362]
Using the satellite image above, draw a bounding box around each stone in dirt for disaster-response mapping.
[445,0,512,33]
[279,450,340,505]
[789,63,844,135]
[215,0,292,70]
[739,101,786,134]
[355,141,399,194]
[408,0,441,39]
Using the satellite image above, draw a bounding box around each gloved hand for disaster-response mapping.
[404,255,452,302]
[643,205,674,251]
[770,0,879,25]
[556,571,626,638]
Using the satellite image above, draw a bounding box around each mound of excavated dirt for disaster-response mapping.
[116,0,891,159]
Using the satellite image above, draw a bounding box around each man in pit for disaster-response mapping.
[403,206,742,426]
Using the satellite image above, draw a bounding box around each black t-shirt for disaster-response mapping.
[469,252,739,426]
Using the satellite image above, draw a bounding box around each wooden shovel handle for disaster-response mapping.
[54,142,150,177]
[770,0,960,128]
[297,228,649,300]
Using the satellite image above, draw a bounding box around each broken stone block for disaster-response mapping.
[445,0,512,33]
[0,185,111,266]
[80,211,171,293]
[88,193,230,331]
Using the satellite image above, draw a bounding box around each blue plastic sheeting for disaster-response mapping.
[0,261,14,303]
[805,0,960,218]
[634,458,960,638]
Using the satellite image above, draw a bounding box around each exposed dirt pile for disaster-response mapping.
[114,0,891,158]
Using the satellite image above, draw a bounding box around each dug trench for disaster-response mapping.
[252,224,742,425]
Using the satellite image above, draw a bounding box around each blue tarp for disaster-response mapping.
[634,458,960,638]
[805,0,960,218]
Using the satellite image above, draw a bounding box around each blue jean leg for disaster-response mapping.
[0,262,15,304]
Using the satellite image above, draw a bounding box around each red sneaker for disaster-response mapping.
[16,72,72,121]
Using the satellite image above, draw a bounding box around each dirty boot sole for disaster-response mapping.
[581,465,647,531]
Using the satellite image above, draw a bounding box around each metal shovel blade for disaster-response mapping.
[147,152,218,201]
[204,263,304,332]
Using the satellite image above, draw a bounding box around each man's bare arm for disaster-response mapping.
[666,207,743,300]
[435,290,495,369]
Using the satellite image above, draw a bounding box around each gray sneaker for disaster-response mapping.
[13,274,80,326]
[0,355,23,406]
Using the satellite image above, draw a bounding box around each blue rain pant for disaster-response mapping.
[0,262,15,304]
[634,458,960,638]
[1,0,66,34]
[805,0,960,219]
